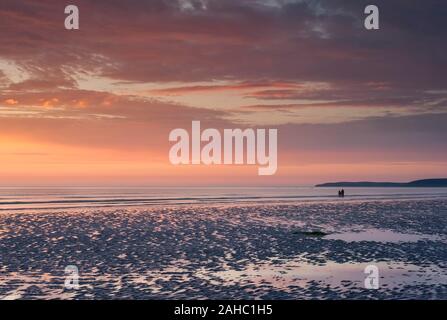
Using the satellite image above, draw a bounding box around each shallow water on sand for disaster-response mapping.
[0,197,446,299]
[324,229,445,243]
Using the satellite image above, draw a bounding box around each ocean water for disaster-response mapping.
[0,186,447,211]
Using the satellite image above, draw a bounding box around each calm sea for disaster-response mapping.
[0,186,447,211]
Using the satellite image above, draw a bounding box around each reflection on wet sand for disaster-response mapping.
[1,198,446,299]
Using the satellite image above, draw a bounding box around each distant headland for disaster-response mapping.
[315,178,447,188]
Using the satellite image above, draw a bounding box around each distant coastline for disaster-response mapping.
[315,178,447,188]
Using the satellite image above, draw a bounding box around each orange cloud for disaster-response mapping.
[74,99,88,108]
[4,98,18,105]
[40,98,59,108]
[150,81,301,96]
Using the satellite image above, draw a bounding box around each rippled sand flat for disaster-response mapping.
[0,198,446,299]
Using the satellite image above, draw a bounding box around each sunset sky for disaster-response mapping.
[0,0,446,186]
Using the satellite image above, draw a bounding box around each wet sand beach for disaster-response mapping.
[1,195,446,300]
